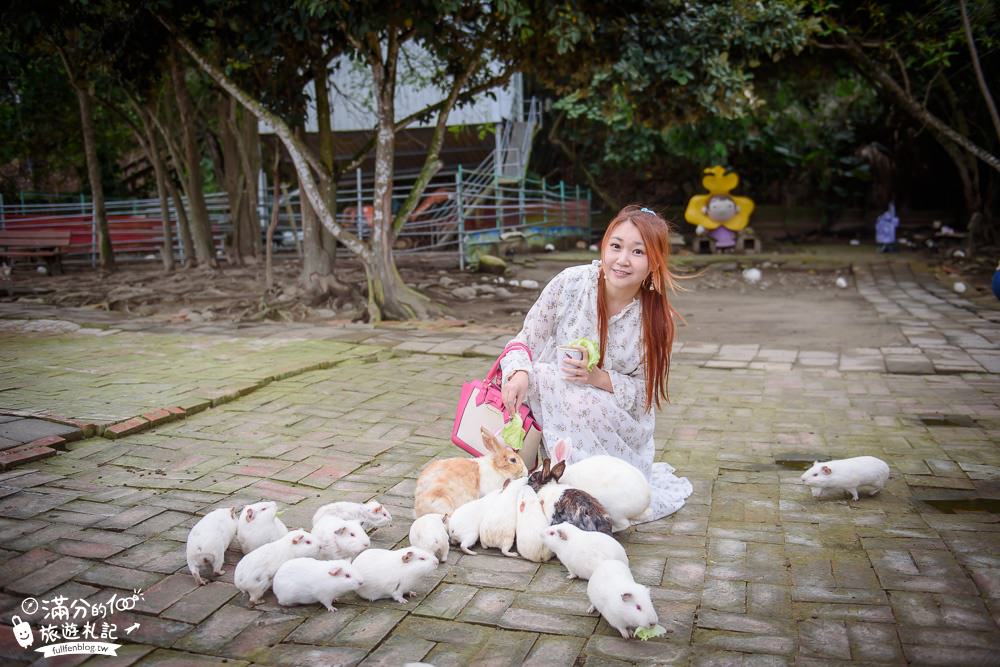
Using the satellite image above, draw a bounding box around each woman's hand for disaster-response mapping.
[562,353,612,391]
[502,370,529,418]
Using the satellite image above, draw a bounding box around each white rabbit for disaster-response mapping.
[237,501,288,554]
[312,499,392,531]
[186,507,239,585]
[479,477,529,558]
[352,547,439,603]
[514,486,553,563]
[587,560,659,639]
[409,513,450,563]
[234,529,319,605]
[447,489,499,555]
[560,454,651,532]
[800,456,890,500]
[312,516,370,560]
[272,557,363,612]
[540,522,628,580]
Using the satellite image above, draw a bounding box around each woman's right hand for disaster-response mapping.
[502,370,529,418]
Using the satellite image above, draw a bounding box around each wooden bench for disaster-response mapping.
[0,229,72,275]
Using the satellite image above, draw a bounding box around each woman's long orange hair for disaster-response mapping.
[596,204,682,412]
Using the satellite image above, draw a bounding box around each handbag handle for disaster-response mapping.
[484,342,532,387]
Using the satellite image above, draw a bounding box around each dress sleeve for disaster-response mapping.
[500,270,568,382]
[605,366,646,415]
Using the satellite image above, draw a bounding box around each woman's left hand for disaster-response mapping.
[562,356,600,386]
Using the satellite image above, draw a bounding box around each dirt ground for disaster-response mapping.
[2,242,997,351]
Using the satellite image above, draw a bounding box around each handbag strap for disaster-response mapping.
[484,342,532,387]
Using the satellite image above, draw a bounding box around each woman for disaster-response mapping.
[500,204,692,522]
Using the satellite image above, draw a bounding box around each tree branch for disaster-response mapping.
[838,33,1000,174]
[959,0,1000,143]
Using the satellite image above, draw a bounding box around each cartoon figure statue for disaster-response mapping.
[684,166,755,250]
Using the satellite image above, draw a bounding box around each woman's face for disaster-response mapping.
[602,220,650,296]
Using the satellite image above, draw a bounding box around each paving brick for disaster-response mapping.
[7,555,93,596]
[172,604,260,653]
[499,606,598,637]
[75,564,163,591]
[413,582,478,620]
[334,607,407,648]
[523,635,587,667]
[359,634,433,666]
[220,611,303,660]
[133,573,201,614]
[97,506,166,531]
[457,588,516,625]
[160,581,240,623]
[104,417,149,439]
[847,621,904,663]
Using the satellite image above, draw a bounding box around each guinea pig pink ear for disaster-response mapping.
[519,501,526,513]
[230,507,239,519]
[335,526,348,536]
[245,508,255,522]
[502,478,511,491]
[442,513,450,524]
[621,592,633,602]
[557,528,568,541]
[373,504,383,513]
[292,534,303,544]
[402,550,414,563]
[328,567,342,577]
[822,465,833,475]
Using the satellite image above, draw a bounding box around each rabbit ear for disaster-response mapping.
[481,426,502,453]
[553,438,571,463]
[550,460,566,481]
[542,458,551,478]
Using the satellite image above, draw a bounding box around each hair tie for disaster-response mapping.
[640,207,655,215]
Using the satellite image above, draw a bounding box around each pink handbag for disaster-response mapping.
[451,342,542,469]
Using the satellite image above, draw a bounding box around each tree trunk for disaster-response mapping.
[939,79,988,250]
[169,43,216,267]
[365,30,440,320]
[266,150,280,290]
[216,93,246,265]
[136,104,174,271]
[235,104,262,259]
[301,68,342,298]
[75,84,115,272]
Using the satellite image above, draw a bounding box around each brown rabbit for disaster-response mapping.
[414,427,527,518]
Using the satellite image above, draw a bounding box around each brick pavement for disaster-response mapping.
[0,260,997,665]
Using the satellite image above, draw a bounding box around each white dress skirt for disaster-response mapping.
[500,262,693,523]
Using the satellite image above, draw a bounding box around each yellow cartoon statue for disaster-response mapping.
[684,166,755,250]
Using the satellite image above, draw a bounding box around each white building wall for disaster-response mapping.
[260,42,519,134]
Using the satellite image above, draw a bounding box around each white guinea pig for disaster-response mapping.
[447,489,498,555]
[312,499,392,532]
[186,506,239,585]
[234,529,319,605]
[409,513,449,563]
[313,516,370,560]
[272,557,363,612]
[237,501,289,554]
[587,560,659,639]
[800,456,890,500]
[560,455,651,532]
[480,477,528,558]
[515,486,553,563]
[352,547,439,603]
[541,522,628,580]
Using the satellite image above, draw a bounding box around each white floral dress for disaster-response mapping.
[500,261,693,523]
